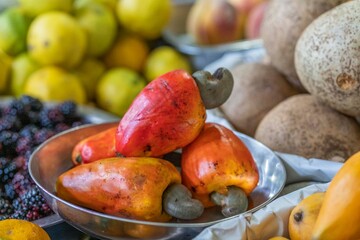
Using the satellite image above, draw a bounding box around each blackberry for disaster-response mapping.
[58,101,77,117]
[11,171,33,196]
[4,183,16,200]
[16,136,33,156]
[9,209,27,220]
[0,215,10,221]
[54,123,71,132]
[0,160,17,183]
[18,95,43,112]
[0,115,22,132]
[0,198,14,215]
[0,157,8,168]
[38,108,65,128]
[19,124,38,139]
[0,131,20,156]
[0,95,90,221]
[34,128,56,145]
[13,186,51,221]
[7,100,26,118]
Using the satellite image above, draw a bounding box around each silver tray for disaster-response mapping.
[29,122,286,239]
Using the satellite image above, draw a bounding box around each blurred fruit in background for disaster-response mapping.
[0,7,30,56]
[245,1,268,39]
[116,0,171,40]
[10,52,40,96]
[74,1,117,57]
[186,0,245,45]
[27,11,87,69]
[0,50,12,93]
[144,46,192,82]
[0,0,193,117]
[75,0,117,12]
[96,68,146,117]
[73,58,105,101]
[103,32,150,72]
[23,66,87,104]
[19,0,73,17]
[186,0,268,45]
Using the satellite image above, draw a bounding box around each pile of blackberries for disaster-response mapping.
[0,95,90,221]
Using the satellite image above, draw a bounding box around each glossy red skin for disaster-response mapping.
[72,127,118,165]
[181,122,259,207]
[116,69,206,157]
[57,157,181,222]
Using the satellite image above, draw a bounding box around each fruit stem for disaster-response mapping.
[162,183,204,220]
[210,186,248,217]
[192,67,234,109]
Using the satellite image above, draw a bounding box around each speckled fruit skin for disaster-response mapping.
[220,63,298,137]
[261,0,348,92]
[56,157,181,222]
[115,69,206,157]
[295,0,360,117]
[181,122,259,207]
[254,94,360,161]
[71,126,118,165]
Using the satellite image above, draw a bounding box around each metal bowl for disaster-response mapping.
[163,0,265,70]
[29,122,286,240]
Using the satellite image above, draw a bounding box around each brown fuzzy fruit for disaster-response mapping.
[254,94,360,162]
[261,0,348,91]
[220,63,298,137]
[295,0,360,117]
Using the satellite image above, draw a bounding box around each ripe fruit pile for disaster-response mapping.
[0,0,192,117]
[0,95,90,221]
[56,68,259,226]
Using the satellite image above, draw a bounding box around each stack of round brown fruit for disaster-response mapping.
[219,0,360,163]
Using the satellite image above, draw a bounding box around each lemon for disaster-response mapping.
[74,2,117,57]
[0,219,50,240]
[24,66,87,104]
[74,0,117,13]
[144,46,192,82]
[0,49,12,93]
[0,7,30,56]
[116,0,171,39]
[27,11,87,69]
[10,53,40,97]
[103,32,149,72]
[96,68,146,116]
[73,58,105,101]
[19,0,74,17]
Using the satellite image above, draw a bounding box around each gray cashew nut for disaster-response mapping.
[210,186,248,217]
[162,183,204,220]
[192,67,234,109]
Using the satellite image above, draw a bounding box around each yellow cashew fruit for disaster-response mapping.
[312,151,360,240]
[288,192,325,240]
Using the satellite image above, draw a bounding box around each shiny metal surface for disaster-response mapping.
[29,122,286,240]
